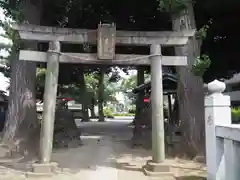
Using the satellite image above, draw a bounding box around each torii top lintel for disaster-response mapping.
[12,23,195,46]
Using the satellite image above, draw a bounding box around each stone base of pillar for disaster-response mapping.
[32,162,58,173]
[26,172,54,179]
[26,162,58,178]
[142,160,175,179]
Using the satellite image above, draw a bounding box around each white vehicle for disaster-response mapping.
[37,97,83,118]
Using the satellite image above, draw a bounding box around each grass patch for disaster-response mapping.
[113,113,135,117]
[232,107,240,123]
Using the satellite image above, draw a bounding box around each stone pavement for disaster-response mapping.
[0,120,207,180]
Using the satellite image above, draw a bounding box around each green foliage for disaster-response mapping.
[232,108,240,124]
[121,75,137,91]
[35,67,120,103]
[0,0,237,89]
[112,113,135,117]
[0,5,23,78]
[85,73,99,92]
[120,75,138,104]
[59,84,87,104]
[36,68,46,86]
[157,0,189,13]
[102,106,135,117]
[0,1,24,22]
[196,19,212,40]
[84,73,99,105]
[128,106,136,114]
[192,54,211,77]
[103,107,114,118]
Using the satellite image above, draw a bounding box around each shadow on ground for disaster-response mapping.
[50,121,151,173]
[176,176,206,180]
[115,162,142,172]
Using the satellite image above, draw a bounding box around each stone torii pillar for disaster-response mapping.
[30,41,60,175]
[40,41,60,163]
[143,44,174,179]
[150,44,165,163]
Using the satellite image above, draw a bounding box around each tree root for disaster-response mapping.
[53,109,82,149]
[0,108,82,161]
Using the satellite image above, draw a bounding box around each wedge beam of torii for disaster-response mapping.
[12,23,195,45]
[12,23,195,66]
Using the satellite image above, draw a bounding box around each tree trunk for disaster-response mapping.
[1,0,42,158]
[172,95,179,125]
[90,97,96,118]
[90,107,96,118]
[79,70,89,122]
[133,67,145,124]
[172,4,205,158]
[53,104,82,148]
[98,70,105,122]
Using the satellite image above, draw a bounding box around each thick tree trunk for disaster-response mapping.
[90,107,96,118]
[2,54,39,157]
[98,70,105,122]
[1,0,42,158]
[133,67,145,124]
[90,98,96,118]
[172,95,179,125]
[172,4,205,158]
[79,70,89,122]
[54,105,82,148]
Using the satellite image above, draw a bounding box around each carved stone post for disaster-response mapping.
[40,41,60,163]
[143,44,174,179]
[205,80,231,180]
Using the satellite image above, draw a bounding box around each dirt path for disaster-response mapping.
[0,119,207,180]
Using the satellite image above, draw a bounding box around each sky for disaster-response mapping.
[0,8,10,95]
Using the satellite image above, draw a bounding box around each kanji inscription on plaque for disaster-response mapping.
[97,23,116,60]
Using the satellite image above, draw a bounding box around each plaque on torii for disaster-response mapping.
[97,23,116,60]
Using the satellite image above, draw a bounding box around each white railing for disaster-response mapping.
[205,80,240,180]
[224,90,240,101]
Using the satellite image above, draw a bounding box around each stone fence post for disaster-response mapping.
[204,80,231,180]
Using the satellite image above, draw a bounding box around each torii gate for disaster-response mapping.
[12,23,194,177]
